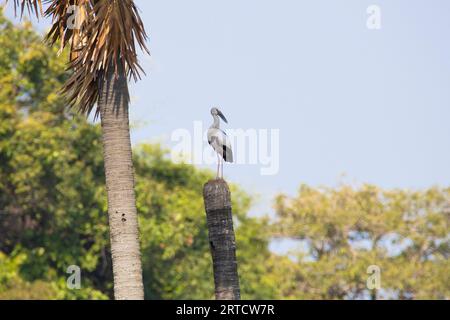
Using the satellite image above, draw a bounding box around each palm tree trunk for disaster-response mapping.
[203,179,241,300]
[99,65,144,300]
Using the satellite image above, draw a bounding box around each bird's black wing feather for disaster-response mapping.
[222,145,233,163]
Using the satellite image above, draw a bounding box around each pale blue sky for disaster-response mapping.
[5,1,450,216]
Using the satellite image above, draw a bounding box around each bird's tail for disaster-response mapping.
[223,145,233,163]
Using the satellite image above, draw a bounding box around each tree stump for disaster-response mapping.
[203,179,241,300]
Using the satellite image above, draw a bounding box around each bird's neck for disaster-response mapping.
[211,115,220,128]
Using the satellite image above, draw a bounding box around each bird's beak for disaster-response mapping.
[217,110,228,124]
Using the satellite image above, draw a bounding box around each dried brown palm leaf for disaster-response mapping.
[45,0,92,59]
[60,0,149,116]
[7,0,149,116]
[6,0,43,19]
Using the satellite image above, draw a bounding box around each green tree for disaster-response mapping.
[273,184,450,299]
[5,0,150,299]
[0,11,110,299]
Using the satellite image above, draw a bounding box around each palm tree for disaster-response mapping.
[7,0,149,299]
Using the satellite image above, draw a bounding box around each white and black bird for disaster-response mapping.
[207,107,233,179]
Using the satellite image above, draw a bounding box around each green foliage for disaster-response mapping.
[0,10,110,299]
[273,184,450,299]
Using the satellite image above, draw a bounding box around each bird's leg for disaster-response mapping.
[220,157,223,179]
[216,153,220,179]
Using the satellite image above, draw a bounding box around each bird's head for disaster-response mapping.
[210,107,228,124]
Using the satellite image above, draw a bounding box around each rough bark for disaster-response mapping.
[99,65,144,300]
[203,179,240,300]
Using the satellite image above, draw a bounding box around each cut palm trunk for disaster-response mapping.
[99,65,144,300]
[203,179,240,300]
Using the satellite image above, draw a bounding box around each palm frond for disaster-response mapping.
[7,0,149,115]
[45,0,91,59]
[48,0,149,116]
[6,0,43,19]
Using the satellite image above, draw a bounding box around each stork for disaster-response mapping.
[207,107,233,179]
